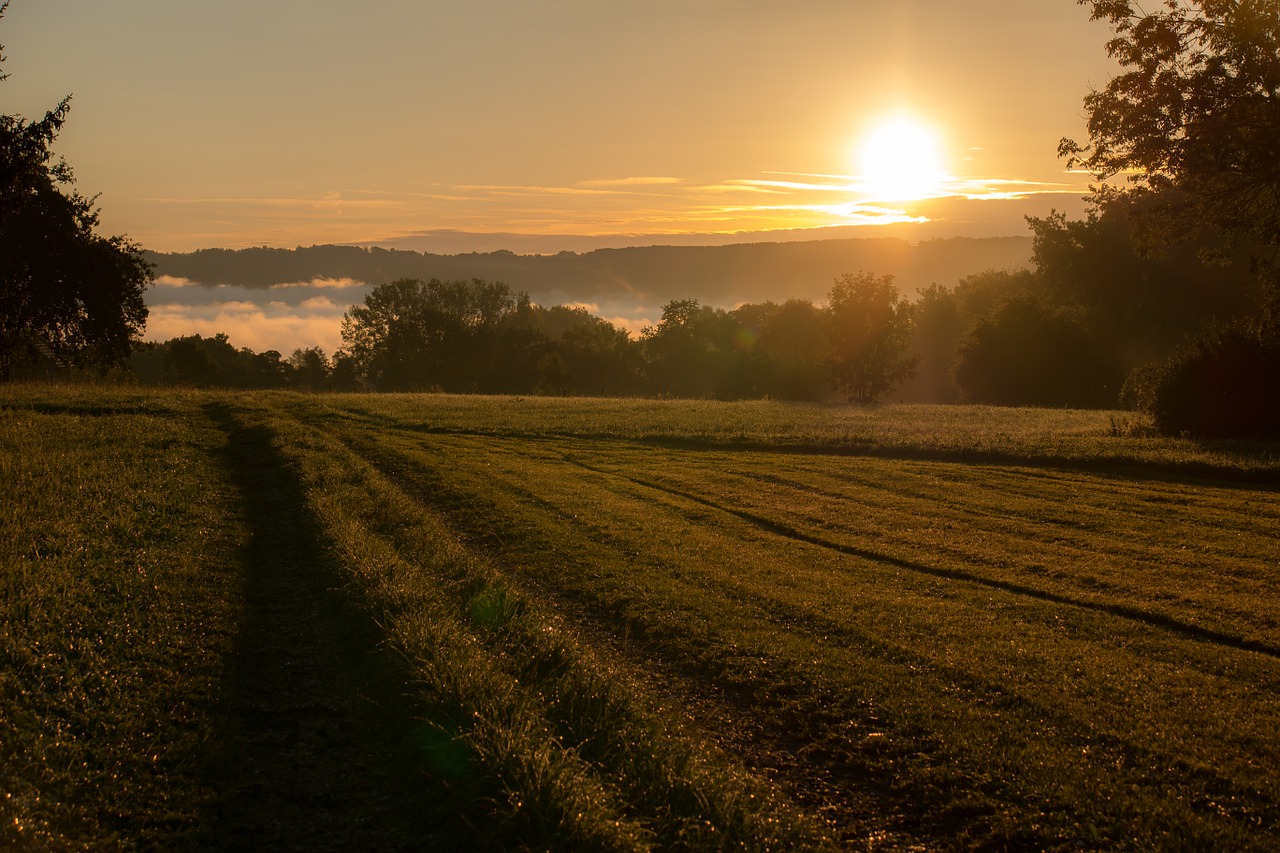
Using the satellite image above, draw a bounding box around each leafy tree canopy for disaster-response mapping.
[1061,1,1280,271]
[339,277,542,392]
[824,272,917,404]
[0,1,152,378]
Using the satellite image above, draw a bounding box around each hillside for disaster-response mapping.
[146,235,1033,307]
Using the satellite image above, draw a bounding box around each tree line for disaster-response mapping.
[127,203,1261,414]
[125,272,916,402]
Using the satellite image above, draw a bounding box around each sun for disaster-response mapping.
[856,117,949,201]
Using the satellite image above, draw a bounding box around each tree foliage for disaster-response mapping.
[747,299,830,401]
[1144,321,1280,438]
[952,295,1121,408]
[0,2,152,378]
[339,278,551,393]
[641,299,745,398]
[1061,0,1280,271]
[824,272,916,403]
[1060,0,1280,436]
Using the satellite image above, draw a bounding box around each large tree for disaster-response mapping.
[1061,1,1280,274]
[1062,0,1280,436]
[338,277,542,392]
[0,2,152,378]
[824,272,916,404]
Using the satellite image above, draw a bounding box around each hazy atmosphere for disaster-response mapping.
[5,1,1121,355]
[6,1,1112,251]
[7,1,1280,847]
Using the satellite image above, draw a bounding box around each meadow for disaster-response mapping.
[2,386,1278,850]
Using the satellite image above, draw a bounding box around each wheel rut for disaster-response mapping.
[561,454,1280,661]
[198,404,468,850]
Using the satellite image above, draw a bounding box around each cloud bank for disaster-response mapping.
[144,277,376,355]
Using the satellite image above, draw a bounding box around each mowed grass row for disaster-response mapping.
[327,393,1280,479]
[251,397,837,850]
[0,390,242,847]
[582,444,1280,648]
[5,386,1278,849]
[312,399,1280,849]
[3,387,836,849]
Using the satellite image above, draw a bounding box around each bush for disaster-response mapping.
[952,296,1121,408]
[1144,323,1280,439]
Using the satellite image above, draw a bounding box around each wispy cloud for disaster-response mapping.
[269,277,368,290]
[580,177,685,188]
[133,166,1091,253]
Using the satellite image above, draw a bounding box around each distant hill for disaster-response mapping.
[146,236,1033,308]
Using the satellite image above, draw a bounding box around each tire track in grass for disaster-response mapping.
[284,406,848,851]
[199,402,471,850]
[663,460,1280,636]
[338,428,1280,847]
[535,447,1280,839]
[325,407,1280,485]
[326,426,941,849]
[559,454,1280,661]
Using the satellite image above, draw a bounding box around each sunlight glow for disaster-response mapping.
[856,117,950,201]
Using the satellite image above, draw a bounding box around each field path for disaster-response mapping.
[197,404,461,850]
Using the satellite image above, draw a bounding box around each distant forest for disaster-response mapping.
[133,209,1263,413]
[145,235,1033,307]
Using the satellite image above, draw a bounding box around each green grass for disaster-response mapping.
[0,388,240,847]
[324,393,1280,478]
[4,385,1279,849]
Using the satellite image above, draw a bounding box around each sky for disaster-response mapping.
[3,1,1121,353]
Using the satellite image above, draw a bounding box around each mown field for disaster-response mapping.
[3,386,1279,850]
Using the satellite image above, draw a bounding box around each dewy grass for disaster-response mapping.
[0,387,242,848]
[310,398,1280,850]
[5,385,1280,849]
[261,398,835,849]
[326,393,1280,479]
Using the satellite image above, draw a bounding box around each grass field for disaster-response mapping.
[3,386,1279,850]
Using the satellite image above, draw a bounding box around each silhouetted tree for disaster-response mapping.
[247,349,290,389]
[1030,209,1256,345]
[1144,322,1280,438]
[898,271,1048,404]
[162,335,224,387]
[288,346,330,390]
[151,333,295,389]
[641,299,735,397]
[824,272,916,403]
[739,299,830,401]
[1062,0,1280,432]
[899,284,965,403]
[0,2,152,378]
[338,278,543,392]
[329,350,362,392]
[952,295,1120,408]
[553,316,646,396]
[1062,0,1280,289]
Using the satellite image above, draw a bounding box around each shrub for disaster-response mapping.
[1144,322,1280,439]
[952,296,1121,408]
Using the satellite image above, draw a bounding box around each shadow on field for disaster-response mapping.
[197,403,476,850]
